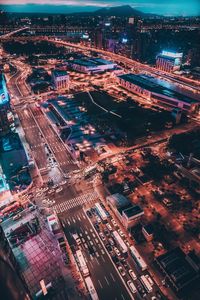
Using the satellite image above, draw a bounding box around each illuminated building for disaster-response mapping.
[156,51,183,72]
[52,69,69,90]
[118,73,199,115]
[106,193,144,229]
[66,57,117,74]
[0,73,10,137]
[0,225,31,300]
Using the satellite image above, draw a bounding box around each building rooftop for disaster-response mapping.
[118,73,199,105]
[156,247,199,291]
[143,224,154,235]
[123,205,144,218]
[52,69,68,77]
[70,57,115,68]
[0,133,23,153]
[106,193,131,209]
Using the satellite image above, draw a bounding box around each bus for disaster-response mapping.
[130,245,147,271]
[85,276,99,300]
[95,203,107,222]
[76,250,89,277]
[140,275,153,293]
[112,231,128,255]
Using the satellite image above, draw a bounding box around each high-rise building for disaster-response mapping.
[0,73,10,137]
[0,226,31,300]
[156,51,183,72]
[52,69,69,90]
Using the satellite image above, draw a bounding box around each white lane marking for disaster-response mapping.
[78,216,81,221]
[104,276,110,286]
[95,238,98,243]
[98,280,103,289]
[72,218,76,223]
[90,229,93,233]
[96,252,100,258]
[121,294,125,300]
[88,261,93,268]
[92,233,96,238]
[101,256,105,262]
[110,272,116,282]
[95,257,100,265]
[101,249,105,255]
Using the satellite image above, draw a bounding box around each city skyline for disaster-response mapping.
[0,4,200,300]
[1,0,200,16]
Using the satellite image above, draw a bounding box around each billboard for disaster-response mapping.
[161,51,183,59]
[0,74,10,107]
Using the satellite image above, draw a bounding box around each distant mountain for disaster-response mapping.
[93,5,144,17]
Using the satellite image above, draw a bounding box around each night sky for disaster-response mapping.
[0,0,200,16]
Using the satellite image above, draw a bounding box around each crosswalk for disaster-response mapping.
[52,191,98,214]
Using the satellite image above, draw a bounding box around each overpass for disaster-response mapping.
[0,26,30,39]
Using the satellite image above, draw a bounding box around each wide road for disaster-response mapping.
[29,104,78,174]
[16,106,48,171]
[60,208,133,300]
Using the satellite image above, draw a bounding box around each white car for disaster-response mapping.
[56,187,63,193]
[118,266,126,277]
[96,217,101,224]
[118,229,125,237]
[99,233,106,241]
[106,223,112,231]
[114,247,121,257]
[111,219,117,227]
[129,269,137,281]
[13,213,22,221]
[127,280,137,294]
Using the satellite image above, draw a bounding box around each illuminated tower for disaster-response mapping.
[0,73,10,136]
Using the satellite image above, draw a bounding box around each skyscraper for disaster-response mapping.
[0,73,10,137]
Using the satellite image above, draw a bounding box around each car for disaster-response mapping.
[114,247,121,257]
[88,245,95,255]
[91,207,97,215]
[94,223,100,231]
[96,217,101,224]
[12,213,22,221]
[29,205,36,211]
[127,280,137,294]
[100,203,106,209]
[124,262,129,269]
[145,274,154,286]
[129,269,137,281]
[105,244,112,252]
[125,240,130,247]
[111,219,117,227]
[108,238,115,246]
[104,229,109,236]
[118,229,125,237]
[86,210,92,218]
[118,266,126,277]
[106,223,112,231]
[99,233,106,241]
[56,187,63,193]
